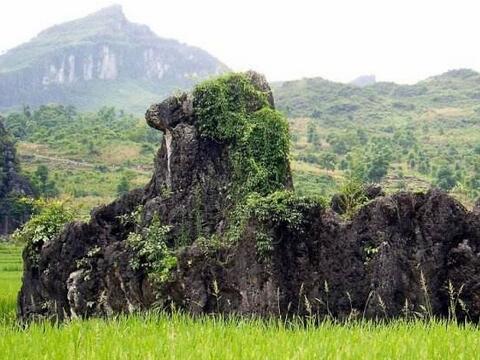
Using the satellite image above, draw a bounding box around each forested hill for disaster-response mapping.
[273,68,480,121]
[273,69,480,205]
[0,5,228,113]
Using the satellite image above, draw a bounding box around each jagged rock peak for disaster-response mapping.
[145,71,274,133]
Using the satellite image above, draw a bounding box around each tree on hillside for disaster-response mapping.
[434,166,457,191]
[33,165,58,198]
[350,140,392,183]
[306,121,320,146]
[319,152,337,171]
[98,107,116,124]
[117,176,130,196]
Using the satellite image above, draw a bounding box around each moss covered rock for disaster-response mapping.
[18,72,480,323]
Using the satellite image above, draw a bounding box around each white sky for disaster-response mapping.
[0,0,479,84]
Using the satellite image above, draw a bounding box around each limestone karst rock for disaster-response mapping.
[18,72,480,322]
[0,117,33,235]
[0,5,228,113]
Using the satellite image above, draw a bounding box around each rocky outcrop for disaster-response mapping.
[18,72,480,322]
[0,118,33,236]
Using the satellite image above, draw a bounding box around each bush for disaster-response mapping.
[126,214,176,283]
[335,177,370,218]
[12,199,75,245]
[193,73,290,198]
[13,199,76,265]
[435,166,457,191]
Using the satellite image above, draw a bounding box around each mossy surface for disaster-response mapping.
[192,73,326,254]
[193,73,290,198]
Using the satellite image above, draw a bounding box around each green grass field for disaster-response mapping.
[0,244,479,359]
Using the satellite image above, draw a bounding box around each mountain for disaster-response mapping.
[272,69,480,204]
[350,74,376,87]
[272,68,480,120]
[0,5,228,113]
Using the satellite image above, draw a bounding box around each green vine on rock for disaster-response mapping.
[193,73,290,198]
[126,213,177,284]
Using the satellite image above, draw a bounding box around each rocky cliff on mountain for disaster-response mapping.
[18,72,480,322]
[0,117,33,235]
[0,5,227,112]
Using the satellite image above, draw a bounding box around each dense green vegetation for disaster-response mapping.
[12,199,76,266]
[274,69,480,205]
[0,245,22,322]
[2,69,480,218]
[193,73,290,197]
[0,246,478,359]
[3,104,158,214]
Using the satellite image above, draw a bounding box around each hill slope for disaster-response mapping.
[273,69,480,204]
[0,5,228,113]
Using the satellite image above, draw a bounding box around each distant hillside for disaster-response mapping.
[273,69,480,205]
[0,5,228,113]
[273,69,480,120]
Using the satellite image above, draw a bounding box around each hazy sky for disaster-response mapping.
[1,0,479,83]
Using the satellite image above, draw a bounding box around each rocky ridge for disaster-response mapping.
[18,72,480,322]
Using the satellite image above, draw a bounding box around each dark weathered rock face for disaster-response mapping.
[18,73,480,322]
[161,190,480,320]
[0,118,33,235]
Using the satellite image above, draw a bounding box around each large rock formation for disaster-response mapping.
[18,72,480,322]
[0,117,33,235]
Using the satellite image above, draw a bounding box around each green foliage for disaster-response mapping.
[274,70,480,203]
[0,193,33,228]
[336,177,370,218]
[12,199,75,245]
[319,152,337,171]
[116,176,130,196]
[350,139,392,183]
[13,199,75,266]
[193,73,290,197]
[306,121,320,145]
[126,213,177,283]
[3,104,157,213]
[31,165,58,197]
[228,191,324,260]
[245,191,323,229]
[435,166,457,191]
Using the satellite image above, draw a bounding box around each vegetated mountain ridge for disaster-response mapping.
[0,5,228,113]
[272,68,480,204]
[273,68,480,119]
